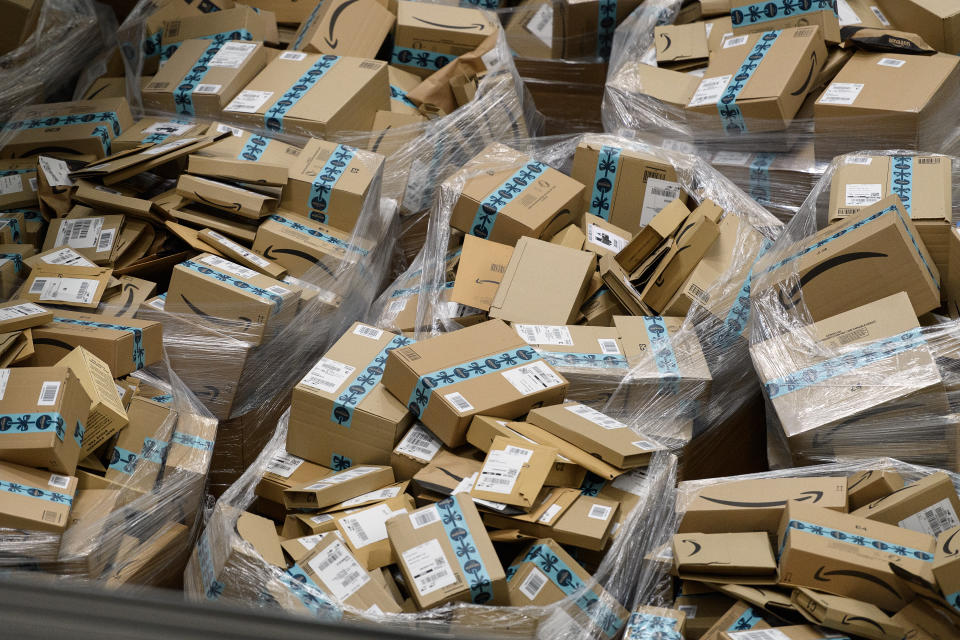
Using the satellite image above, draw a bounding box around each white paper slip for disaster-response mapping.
[723,35,748,48]
[538,503,563,524]
[597,338,621,355]
[37,381,61,406]
[38,156,74,187]
[515,324,573,346]
[0,302,47,322]
[845,183,882,207]
[877,58,906,69]
[339,504,405,549]
[818,83,864,105]
[474,449,525,494]
[900,498,960,538]
[688,75,731,108]
[280,51,307,61]
[141,137,199,155]
[341,485,403,508]
[200,254,259,279]
[586,224,628,253]
[192,84,222,95]
[525,3,553,48]
[0,175,22,195]
[587,504,612,520]
[48,473,70,489]
[307,540,370,600]
[403,538,456,596]
[711,151,752,166]
[640,178,681,226]
[142,121,195,136]
[502,362,564,395]
[41,247,95,267]
[299,358,355,393]
[224,90,274,113]
[208,42,257,68]
[265,451,304,478]
[205,231,272,268]
[394,424,443,463]
[836,0,860,26]
[55,217,104,249]
[410,506,441,529]
[32,277,99,304]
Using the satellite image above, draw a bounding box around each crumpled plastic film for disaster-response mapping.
[184,405,680,639]
[749,151,960,470]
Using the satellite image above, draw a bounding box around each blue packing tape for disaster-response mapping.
[0,253,23,273]
[109,446,139,475]
[718,31,782,135]
[946,590,960,615]
[390,85,418,109]
[264,55,340,133]
[0,412,65,441]
[92,125,112,156]
[589,145,621,220]
[460,0,500,7]
[52,317,145,369]
[151,395,173,404]
[238,134,272,161]
[469,161,547,239]
[143,30,163,58]
[4,111,121,136]
[779,517,934,561]
[171,432,214,451]
[579,472,608,496]
[727,608,763,632]
[0,169,33,176]
[890,155,913,215]
[332,334,413,427]
[0,219,20,243]
[435,497,495,604]
[625,613,683,640]
[596,0,618,59]
[642,316,679,377]
[713,237,774,348]
[141,437,168,465]
[197,527,224,600]
[731,0,839,27]
[330,453,352,471]
[0,479,72,506]
[267,214,369,256]
[749,152,777,204]
[292,2,324,51]
[179,259,286,311]
[160,28,253,65]
[73,421,84,448]
[390,281,455,299]
[173,40,223,116]
[390,46,454,74]
[308,145,357,224]
[537,351,628,370]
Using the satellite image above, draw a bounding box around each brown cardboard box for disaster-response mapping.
[450,235,514,312]
[581,214,632,259]
[165,252,301,345]
[105,521,190,588]
[0,461,77,532]
[608,62,700,112]
[387,494,507,608]
[105,397,175,494]
[504,0,557,59]
[109,117,210,154]
[222,54,389,137]
[21,264,112,311]
[0,243,33,298]
[874,0,960,54]
[730,0,841,43]
[493,418,622,481]
[555,0,643,59]
[792,587,906,640]
[291,0,394,58]
[852,472,960,538]
[761,197,940,321]
[392,422,446,481]
[672,532,778,584]
[175,174,278,219]
[0,366,90,474]
[829,155,951,224]
[287,323,414,469]
[450,144,584,246]
[1,209,42,247]
[334,494,414,570]
[380,319,569,447]
[187,125,300,186]
[0,300,51,333]
[283,465,394,509]
[0,98,133,159]
[56,347,127,457]
[777,502,936,610]
[699,600,770,640]
[931,525,960,614]
[251,212,369,279]
[278,139,380,233]
[256,450,332,505]
[890,598,959,640]
[412,449,481,496]
[655,22,709,68]
[482,490,619,551]
[43,215,123,265]
[848,470,905,511]
[489,238,595,325]
[70,135,225,186]
[713,584,801,625]
[550,224,586,250]
[160,6,277,53]
[0,160,37,210]
[686,27,827,135]
[614,198,690,274]
[391,1,496,78]
[144,40,267,117]
[471,436,556,509]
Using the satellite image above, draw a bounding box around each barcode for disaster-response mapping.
[598,338,619,355]
[70,220,93,240]
[505,446,531,457]
[689,283,709,303]
[917,158,940,165]
[96,229,115,252]
[280,51,307,61]
[267,285,289,295]
[359,61,382,70]
[588,504,612,520]
[48,474,69,489]
[344,520,368,543]
[411,508,440,529]
[194,84,220,94]
[650,187,677,198]
[77,281,90,300]
[38,381,60,405]
[519,569,547,600]
[445,392,473,413]
[838,327,869,345]
[642,169,666,183]
[42,510,59,523]
[29,278,47,294]
[518,193,536,207]
[146,81,170,90]
[311,514,333,524]
[794,28,814,37]
[924,506,957,537]
[166,21,180,37]
[355,325,382,339]
[837,208,858,215]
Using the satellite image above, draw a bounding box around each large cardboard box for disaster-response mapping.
[672,532,778,584]
[555,0,644,59]
[290,0,394,58]
[851,471,960,538]
[159,5,278,56]
[380,319,569,447]
[471,436,556,508]
[288,323,414,469]
[43,215,124,266]
[391,1,496,78]
[0,98,134,159]
[730,0,841,43]
[0,460,77,533]
[334,494,414,570]
[251,212,369,279]
[874,0,960,54]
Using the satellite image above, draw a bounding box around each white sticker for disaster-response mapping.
[819,82,865,106]
[280,51,308,61]
[475,449,524,494]
[192,84,222,94]
[588,504,612,521]
[444,391,474,414]
[0,370,8,401]
[611,468,648,496]
[388,297,408,314]
[41,247,95,267]
[641,178,681,226]
[0,174,22,195]
[265,451,305,478]
[877,57,905,69]
[410,505,441,529]
[28,177,37,191]
[224,90,275,114]
[216,123,244,136]
[115,383,126,398]
[307,539,370,600]
[208,41,257,68]
[297,533,330,551]
[845,183,883,207]
[48,473,70,489]
[711,151,752,166]
[836,0,861,26]
[394,423,443,463]
[723,35,748,49]
[870,6,889,26]
[900,498,960,538]
[565,403,625,430]
[845,156,872,165]
[633,440,659,450]
[525,3,553,48]
[538,503,563,524]
[586,223,628,253]
[302,466,377,490]
[37,381,61,406]
[140,137,199,155]
[501,361,564,396]
[519,567,549,600]
[340,485,403,508]
[480,47,500,70]
[38,156,74,187]
[33,277,99,304]
[403,538,457,596]
[353,324,383,340]
[688,74,731,108]
[199,254,259,280]
[597,338,621,355]
[677,604,697,619]
[54,217,104,249]
[142,121,195,137]
[148,297,165,310]
[339,504,403,549]
[205,230,272,267]
[96,228,115,253]
[311,513,334,525]
[0,302,47,322]
[704,23,713,37]
[514,324,573,346]
[727,630,791,640]
[452,472,478,496]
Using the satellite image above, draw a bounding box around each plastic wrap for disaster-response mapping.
[749,150,960,471]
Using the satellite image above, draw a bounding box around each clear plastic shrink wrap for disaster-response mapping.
[369,132,783,480]
[748,150,960,471]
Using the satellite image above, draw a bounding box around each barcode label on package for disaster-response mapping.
[341,485,402,508]
[538,503,563,524]
[0,370,8,401]
[265,451,304,478]
[410,506,441,529]
[96,228,115,253]
[845,183,882,207]
[339,504,399,549]
[28,177,37,191]
[204,230,271,267]
[200,254,259,280]
[900,498,960,538]
[216,123,243,136]
[299,358,356,393]
[280,51,308,61]
[0,175,21,195]
[353,324,383,340]
[311,514,334,525]
[141,137,198,155]
[836,0,860,25]
[641,178,681,226]
[38,156,74,187]
[143,121,194,136]
[524,2,553,48]
[586,223,628,253]
[209,41,257,68]
[712,151,752,166]
[224,90,274,114]
[819,82,864,105]
[723,35,748,48]
[877,57,905,68]
[37,381,61,406]
[870,5,889,25]
[0,302,46,322]
[41,247,95,267]
[48,474,70,489]
[444,392,474,414]
[611,468,648,496]
[565,403,625,430]
[403,538,457,596]
[688,74,731,108]
[728,630,792,640]
[845,156,872,165]
[34,277,99,304]
[514,324,573,346]
[55,217,104,249]
[475,449,524,494]
[192,83,222,94]
[307,539,370,600]
[502,362,564,396]
[394,423,443,463]
[588,504,612,521]
[519,567,548,600]
[597,338,620,355]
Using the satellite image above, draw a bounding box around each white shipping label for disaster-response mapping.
[588,504,613,521]
[41,247,95,267]
[200,254,260,280]
[597,338,621,355]
[216,123,244,136]
[877,57,905,68]
[502,361,564,395]
[900,498,960,538]
[836,0,861,26]
[297,533,330,551]
[353,324,383,340]
[141,137,199,155]
[388,297,408,314]
[410,506,441,529]
[474,449,524,494]
[37,380,61,406]
[33,277,99,304]
[307,539,370,600]
[845,156,872,165]
[611,469,648,496]
[845,183,883,207]
[870,6,889,26]
[48,473,70,489]
[677,604,697,619]
[633,439,659,450]
[340,485,403,508]
[480,47,500,71]
[311,514,334,524]
[525,3,554,48]
[538,502,563,524]
[205,230,272,267]
[305,466,377,491]
[519,567,549,601]
[444,391,474,414]
[514,324,573,346]
[224,90,274,114]
[0,369,8,401]
[339,504,401,549]
[819,82,864,105]
[208,41,257,68]
[55,217,104,249]
[280,51,308,61]
[728,630,792,640]
[723,35,748,48]
[586,223,628,253]
[640,178,682,226]
[403,538,457,596]
[0,302,47,322]
[265,451,305,478]
[394,423,443,463]
[299,357,355,393]
[28,177,37,191]
[142,121,195,136]
[149,297,165,310]
[96,228,115,253]
[192,84,222,95]
[38,156,74,187]
[711,151,752,166]
[688,74,731,108]
[0,174,22,195]
[565,403,625,430]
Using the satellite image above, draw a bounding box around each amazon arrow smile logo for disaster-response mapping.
[324,0,359,48]
[814,566,902,601]
[681,539,702,556]
[701,491,823,508]
[841,614,885,635]
[778,252,888,310]
[412,16,487,30]
[790,50,817,97]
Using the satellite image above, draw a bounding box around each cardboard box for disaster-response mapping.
[109,117,210,153]
[829,155,950,224]
[491,418,622,482]
[730,0,841,43]
[160,5,277,55]
[851,472,960,538]
[222,54,389,137]
[287,323,414,469]
[550,224,585,250]
[380,319,569,447]
[392,422,446,481]
[470,436,556,509]
[56,347,128,457]
[613,198,690,274]
[251,212,368,279]
[720,625,864,640]
[450,144,584,246]
[932,525,960,615]
[391,2,496,78]
[278,139,380,233]
[890,598,959,640]
[165,252,301,345]
[105,397,175,494]
[334,494,414,570]
[847,469,905,511]
[387,494,507,608]
[504,0,558,59]
[187,125,301,186]
[874,0,960,54]
[0,461,77,532]
[256,450,332,504]
[290,0,394,57]
[489,238,595,325]
[654,22,709,68]
[686,27,827,135]
[0,98,133,159]
[175,174,278,219]
[283,465,394,509]
[43,215,123,265]
[0,366,90,474]
[608,62,700,112]
[761,197,940,321]
[482,490,619,551]
[792,588,905,640]
[197,228,285,279]
[0,160,37,210]
[70,134,225,186]
[20,263,112,311]
[0,300,51,333]
[0,243,32,298]
[672,532,778,584]
[450,235,514,313]
[555,0,644,59]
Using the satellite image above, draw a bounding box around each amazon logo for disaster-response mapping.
[197,385,220,401]
[475,278,499,286]
[193,192,241,212]
[412,16,487,30]
[371,125,393,153]
[811,401,923,448]
[34,337,76,352]
[14,147,85,158]
[680,538,702,556]
[180,294,252,332]
[659,33,671,52]
[778,252,888,310]
[262,245,336,278]
[701,490,823,509]
[865,484,915,510]
[86,85,109,100]
[323,0,359,48]
[813,566,902,602]
[790,51,818,97]
[840,614,885,635]
[942,528,960,556]
[109,282,141,317]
